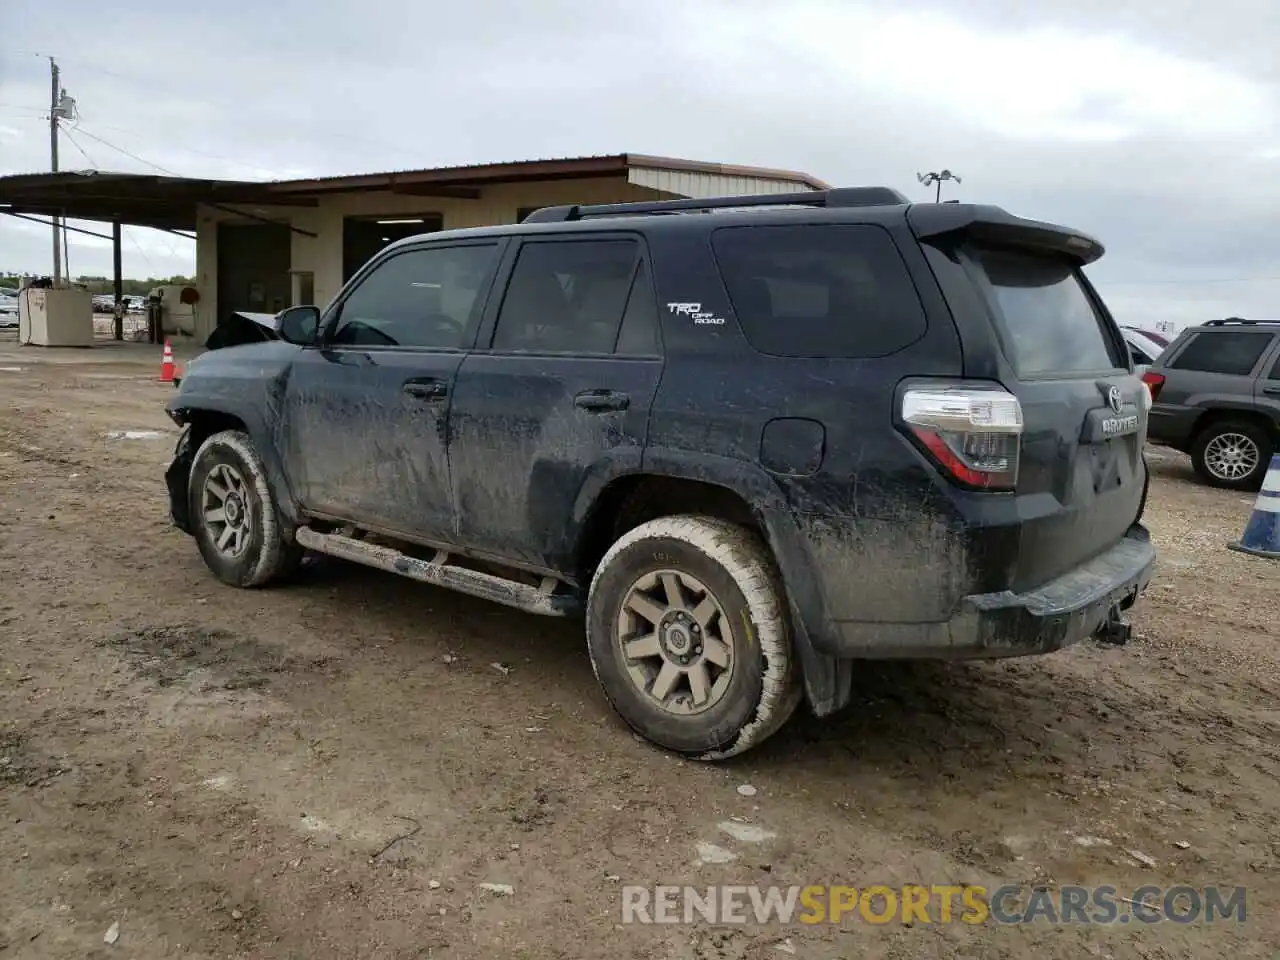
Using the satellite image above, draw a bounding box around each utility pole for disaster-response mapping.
[917,169,961,202]
[49,57,61,284]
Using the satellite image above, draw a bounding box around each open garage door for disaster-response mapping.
[343,214,443,283]
[216,222,292,325]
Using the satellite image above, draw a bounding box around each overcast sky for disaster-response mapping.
[2,0,1277,328]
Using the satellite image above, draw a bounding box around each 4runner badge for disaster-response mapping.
[667,302,726,326]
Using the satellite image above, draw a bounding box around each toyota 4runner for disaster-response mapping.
[165,187,1156,759]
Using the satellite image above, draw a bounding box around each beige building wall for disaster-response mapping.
[194,176,665,339]
[192,170,821,340]
[628,167,816,197]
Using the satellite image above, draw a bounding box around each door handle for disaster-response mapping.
[1264,386,1280,396]
[574,389,630,412]
[403,379,448,400]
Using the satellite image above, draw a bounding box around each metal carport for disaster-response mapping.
[0,170,316,340]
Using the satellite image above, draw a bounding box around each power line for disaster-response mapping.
[6,49,417,158]
[75,117,282,176]
[123,227,156,274]
[59,124,98,169]
[1100,275,1280,287]
[53,122,188,261]
[69,125,178,175]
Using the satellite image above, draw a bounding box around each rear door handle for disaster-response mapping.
[403,378,448,401]
[1263,386,1280,396]
[574,389,630,412]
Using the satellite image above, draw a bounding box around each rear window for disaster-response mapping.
[972,247,1120,377]
[711,224,927,358]
[1169,331,1273,376]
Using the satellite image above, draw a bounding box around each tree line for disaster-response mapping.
[0,272,195,296]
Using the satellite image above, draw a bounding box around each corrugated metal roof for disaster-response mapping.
[0,154,829,229]
[269,153,829,191]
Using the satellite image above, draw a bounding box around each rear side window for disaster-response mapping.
[1170,331,1273,376]
[970,247,1120,378]
[711,225,927,358]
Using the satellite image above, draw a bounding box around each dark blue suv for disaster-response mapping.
[164,188,1155,759]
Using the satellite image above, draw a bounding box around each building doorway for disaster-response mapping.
[343,214,443,282]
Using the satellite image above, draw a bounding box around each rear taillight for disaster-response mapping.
[1141,371,1164,404]
[902,385,1023,490]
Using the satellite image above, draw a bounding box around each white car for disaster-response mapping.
[0,293,18,328]
[1121,327,1169,373]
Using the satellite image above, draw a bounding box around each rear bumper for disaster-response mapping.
[1147,406,1197,449]
[823,524,1156,659]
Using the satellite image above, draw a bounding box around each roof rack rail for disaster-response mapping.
[1202,317,1280,326]
[522,187,909,224]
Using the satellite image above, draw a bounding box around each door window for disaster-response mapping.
[331,244,499,349]
[1169,331,1273,376]
[492,239,640,354]
[614,259,661,356]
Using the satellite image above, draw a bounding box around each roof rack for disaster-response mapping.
[1202,317,1280,326]
[522,187,909,224]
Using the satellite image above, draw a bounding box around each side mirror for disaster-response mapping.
[276,305,320,345]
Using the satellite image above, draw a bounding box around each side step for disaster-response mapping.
[294,527,580,617]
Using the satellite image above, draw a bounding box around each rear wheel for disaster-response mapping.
[586,515,801,760]
[188,430,302,587]
[1191,420,1272,490]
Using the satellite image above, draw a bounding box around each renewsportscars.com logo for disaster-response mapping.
[621,884,1247,926]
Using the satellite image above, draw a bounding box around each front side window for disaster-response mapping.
[331,244,499,349]
[492,239,640,354]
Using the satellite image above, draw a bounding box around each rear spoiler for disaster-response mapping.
[906,204,1104,265]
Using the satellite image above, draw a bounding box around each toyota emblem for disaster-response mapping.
[1107,386,1123,414]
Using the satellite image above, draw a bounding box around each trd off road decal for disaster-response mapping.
[667,302,726,326]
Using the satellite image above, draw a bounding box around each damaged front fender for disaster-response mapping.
[165,425,196,534]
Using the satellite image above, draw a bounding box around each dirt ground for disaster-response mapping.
[0,336,1276,959]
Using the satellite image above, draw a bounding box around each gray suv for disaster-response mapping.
[1144,318,1280,489]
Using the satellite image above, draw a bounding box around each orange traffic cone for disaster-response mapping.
[158,340,175,383]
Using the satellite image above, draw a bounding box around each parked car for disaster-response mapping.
[1144,318,1280,489]
[164,188,1155,758]
[0,292,18,327]
[1125,325,1170,348]
[1121,327,1169,372]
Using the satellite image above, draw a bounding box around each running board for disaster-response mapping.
[294,527,579,617]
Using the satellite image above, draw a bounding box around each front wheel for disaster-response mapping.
[1191,420,1272,490]
[586,516,801,760]
[188,429,302,587]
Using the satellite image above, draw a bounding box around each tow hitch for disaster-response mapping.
[1096,606,1133,646]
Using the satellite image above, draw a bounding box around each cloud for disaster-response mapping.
[1,0,1277,326]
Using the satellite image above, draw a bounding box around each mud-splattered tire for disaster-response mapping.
[188,429,302,588]
[586,516,801,760]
